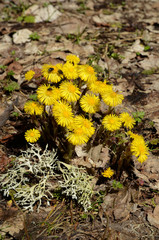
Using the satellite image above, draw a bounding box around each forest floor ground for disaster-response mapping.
[0,0,159,239]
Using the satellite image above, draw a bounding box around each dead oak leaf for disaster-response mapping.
[147,205,159,229]
[8,61,23,75]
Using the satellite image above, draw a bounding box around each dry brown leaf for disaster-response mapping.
[88,145,110,168]
[92,12,122,26]
[75,145,87,157]
[113,189,133,221]
[24,4,61,23]
[8,61,23,75]
[147,205,159,229]
[113,203,130,221]
[0,149,12,172]
[55,17,87,35]
[0,211,24,235]
[72,157,92,169]
[134,154,159,190]
[101,194,116,211]
[0,103,13,128]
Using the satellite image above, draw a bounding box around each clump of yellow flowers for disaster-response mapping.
[24,54,149,177]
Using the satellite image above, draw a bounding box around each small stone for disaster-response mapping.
[13,29,32,44]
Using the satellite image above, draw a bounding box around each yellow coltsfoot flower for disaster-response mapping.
[67,127,89,145]
[102,114,122,131]
[74,115,95,138]
[24,101,44,115]
[52,100,74,128]
[102,90,124,107]
[25,70,35,81]
[130,137,149,163]
[80,93,100,114]
[41,64,62,83]
[102,167,114,178]
[78,64,97,83]
[88,80,112,94]
[63,62,78,80]
[37,85,61,105]
[60,81,81,102]
[66,54,80,65]
[25,129,41,143]
[120,112,135,130]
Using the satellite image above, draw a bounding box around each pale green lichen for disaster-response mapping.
[58,162,94,212]
[0,144,94,212]
[0,144,58,211]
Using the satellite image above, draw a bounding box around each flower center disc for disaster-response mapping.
[87,66,94,74]
[88,97,95,106]
[63,110,70,118]
[110,92,117,98]
[139,145,145,154]
[68,85,76,93]
[46,89,53,96]
[109,119,115,124]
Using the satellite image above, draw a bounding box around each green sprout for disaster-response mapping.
[112,180,123,190]
[0,65,7,70]
[24,15,35,23]
[66,32,83,44]
[55,35,62,42]
[11,50,16,56]
[7,70,15,77]
[144,45,151,52]
[4,81,20,92]
[136,52,141,56]
[29,32,40,41]
[11,111,20,118]
[29,94,38,101]
[77,0,89,13]
[132,111,145,123]
[142,68,156,75]
[17,15,35,23]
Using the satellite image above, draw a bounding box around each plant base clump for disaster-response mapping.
[0,144,94,212]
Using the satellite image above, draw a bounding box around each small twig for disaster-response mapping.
[101,212,110,240]
[103,43,110,80]
[13,104,23,115]
[70,200,73,224]
[10,195,30,240]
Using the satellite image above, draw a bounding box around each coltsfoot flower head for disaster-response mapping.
[24,101,44,115]
[102,167,114,178]
[130,137,149,163]
[102,114,122,131]
[102,90,124,107]
[88,80,111,94]
[25,70,35,81]
[74,115,95,138]
[128,131,144,141]
[66,54,80,65]
[52,100,74,127]
[78,64,97,83]
[80,93,100,114]
[63,62,78,80]
[99,84,113,95]
[41,64,62,83]
[67,128,89,145]
[37,84,60,105]
[60,81,81,102]
[25,129,41,143]
[120,112,135,129]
